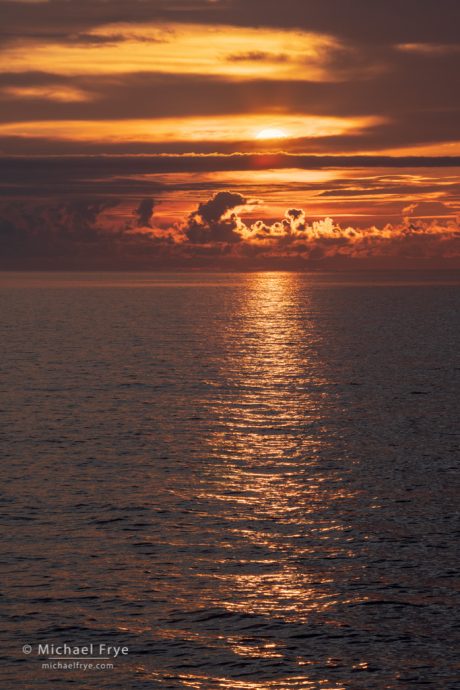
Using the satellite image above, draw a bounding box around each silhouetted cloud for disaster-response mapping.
[1,191,459,270]
[184,191,247,243]
[1,154,459,186]
[135,197,155,227]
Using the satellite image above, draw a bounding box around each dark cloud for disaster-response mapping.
[1,155,459,216]
[0,197,178,269]
[1,191,459,270]
[69,31,169,45]
[226,51,289,63]
[184,191,246,243]
[134,197,155,227]
[223,0,460,45]
[68,32,127,45]
[1,44,459,124]
[0,198,119,266]
[1,153,459,185]
[195,191,247,224]
[1,0,459,46]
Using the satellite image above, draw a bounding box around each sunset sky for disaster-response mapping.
[1,0,459,269]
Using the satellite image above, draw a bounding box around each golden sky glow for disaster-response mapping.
[256,128,288,140]
[0,114,382,144]
[2,85,92,102]
[0,22,338,80]
[0,0,459,269]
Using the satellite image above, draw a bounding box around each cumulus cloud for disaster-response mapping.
[242,215,460,262]
[183,191,247,243]
[176,192,460,265]
[1,191,459,269]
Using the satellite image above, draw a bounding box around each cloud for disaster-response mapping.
[1,2,458,161]
[134,197,155,227]
[0,63,458,125]
[1,0,459,46]
[68,31,170,46]
[402,200,456,218]
[0,197,181,268]
[0,198,118,265]
[3,190,459,269]
[1,84,94,103]
[162,192,460,267]
[226,51,289,62]
[183,191,247,243]
[1,154,459,191]
[397,43,460,55]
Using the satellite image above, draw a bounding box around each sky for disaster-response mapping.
[1,0,459,269]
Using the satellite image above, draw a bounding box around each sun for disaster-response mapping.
[255,127,287,140]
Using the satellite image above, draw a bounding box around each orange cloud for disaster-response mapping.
[177,192,459,255]
[1,192,459,270]
[1,85,94,102]
[0,23,338,81]
[0,114,380,145]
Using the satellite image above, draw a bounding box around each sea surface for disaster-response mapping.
[0,271,459,690]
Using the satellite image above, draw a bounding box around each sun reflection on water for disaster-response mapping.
[142,669,346,689]
[127,272,363,688]
[175,272,360,686]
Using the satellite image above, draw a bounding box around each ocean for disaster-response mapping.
[1,271,459,689]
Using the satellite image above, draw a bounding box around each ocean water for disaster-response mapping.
[0,271,459,690]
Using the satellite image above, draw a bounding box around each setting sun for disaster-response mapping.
[256,127,288,140]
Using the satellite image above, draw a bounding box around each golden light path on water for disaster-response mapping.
[139,273,361,687]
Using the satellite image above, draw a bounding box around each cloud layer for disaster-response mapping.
[1,191,459,270]
[0,0,459,156]
[0,0,459,270]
